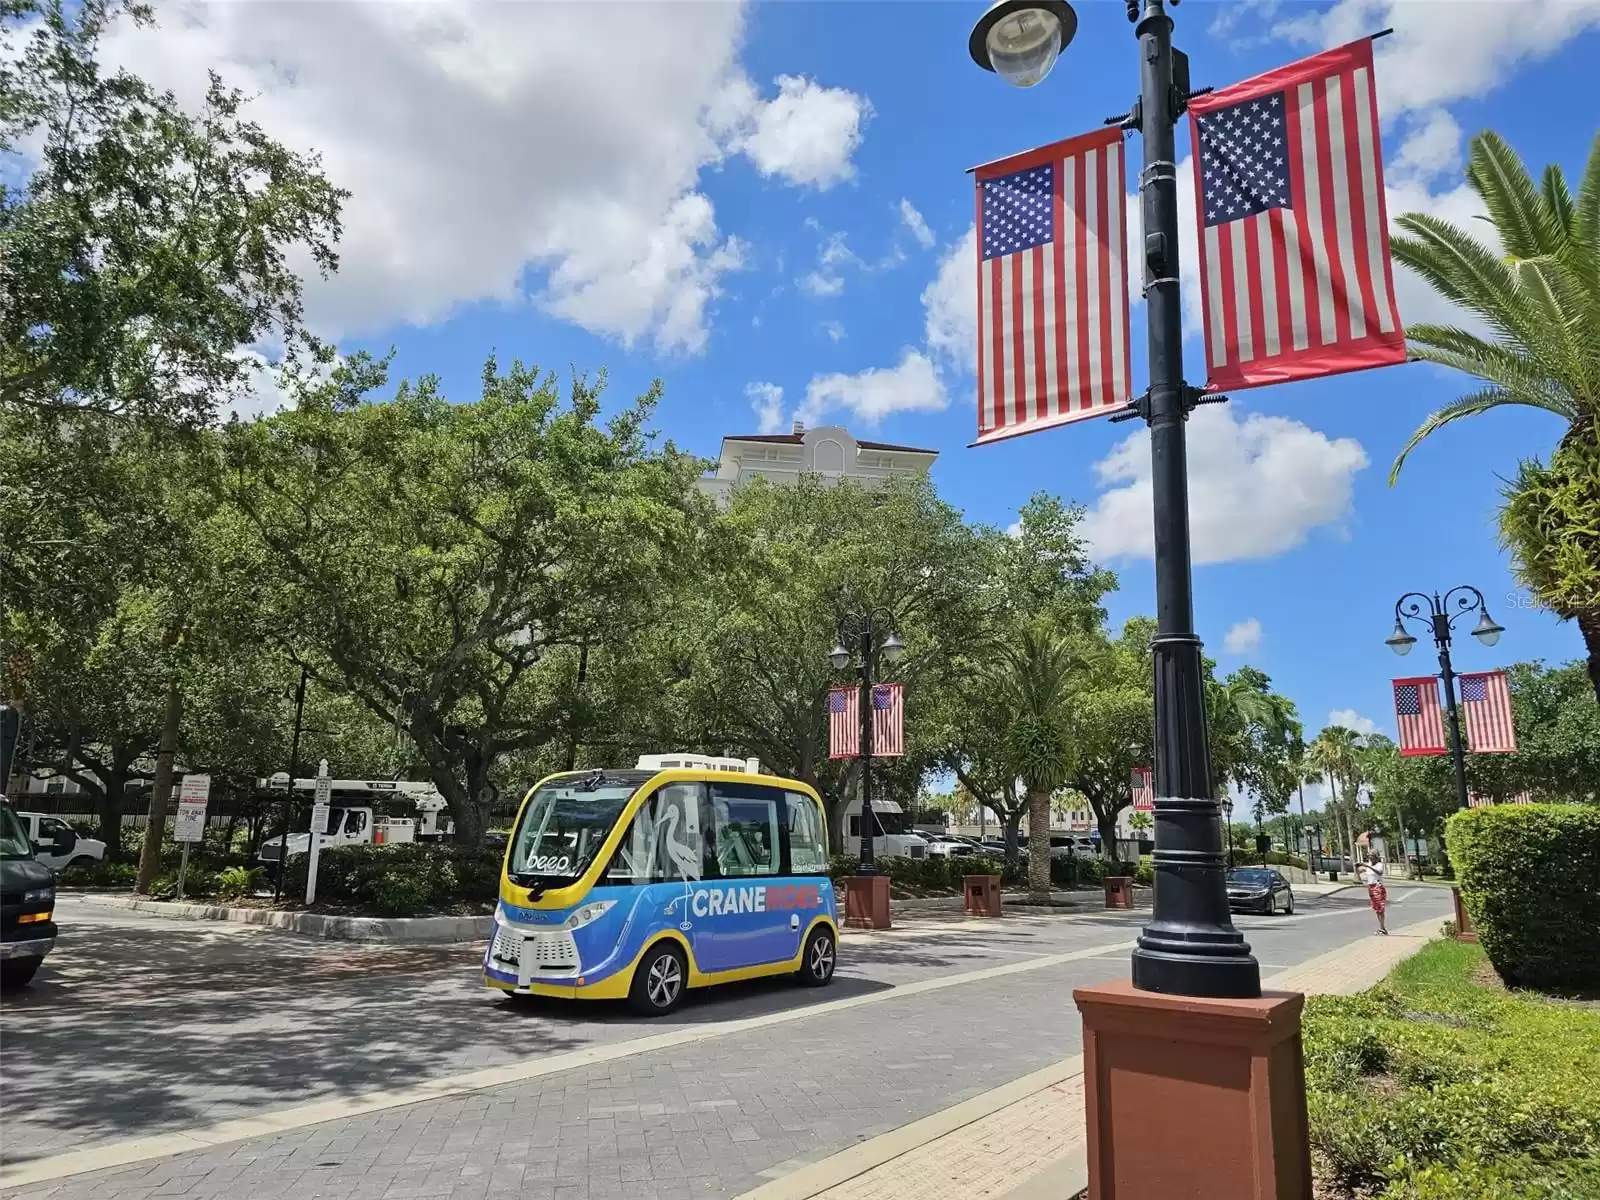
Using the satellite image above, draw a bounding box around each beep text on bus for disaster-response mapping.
[483,753,839,1015]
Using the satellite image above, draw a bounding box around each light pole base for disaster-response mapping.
[1131,941,1261,999]
[844,874,892,930]
[1075,980,1311,1199]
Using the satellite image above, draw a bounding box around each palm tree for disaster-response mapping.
[991,620,1095,903]
[1388,130,1600,701]
[1309,726,1364,865]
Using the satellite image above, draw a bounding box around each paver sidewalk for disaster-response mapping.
[745,916,1443,1200]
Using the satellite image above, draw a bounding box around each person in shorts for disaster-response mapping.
[1358,852,1388,935]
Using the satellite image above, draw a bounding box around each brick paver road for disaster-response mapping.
[0,885,1450,1199]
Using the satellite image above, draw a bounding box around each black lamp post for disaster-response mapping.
[829,618,905,875]
[1386,586,1505,812]
[970,0,1258,998]
[271,666,309,903]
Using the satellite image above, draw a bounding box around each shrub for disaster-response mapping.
[215,865,265,899]
[1304,940,1600,1197]
[1446,804,1600,989]
[56,859,137,888]
[280,843,502,917]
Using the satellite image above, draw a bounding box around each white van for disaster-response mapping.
[840,798,928,859]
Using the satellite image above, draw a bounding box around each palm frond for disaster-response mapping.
[1544,163,1575,239]
[1388,388,1571,486]
[1392,214,1549,350]
[1405,322,1582,412]
[1568,131,1600,251]
[1466,131,1560,259]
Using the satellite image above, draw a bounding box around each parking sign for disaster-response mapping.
[175,774,212,842]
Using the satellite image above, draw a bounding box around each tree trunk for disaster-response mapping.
[1026,787,1051,902]
[97,765,128,862]
[1095,808,1120,863]
[1001,808,1023,874]
[1578,609,1600,707]
[135,673,182,893]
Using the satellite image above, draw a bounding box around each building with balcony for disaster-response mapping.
[698,421,938,508]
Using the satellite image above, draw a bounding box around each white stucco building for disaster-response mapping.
[698,422,938,507]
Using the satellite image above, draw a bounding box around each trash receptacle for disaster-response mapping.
[964,874,1002,917]
[1104,875,1134,909]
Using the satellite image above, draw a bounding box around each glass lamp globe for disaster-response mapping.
[969,1,1078,89]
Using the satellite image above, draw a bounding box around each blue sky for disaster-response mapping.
[110,0,1599,762]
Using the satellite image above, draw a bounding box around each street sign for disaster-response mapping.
[175,774,212,843]
[311,771,332,835]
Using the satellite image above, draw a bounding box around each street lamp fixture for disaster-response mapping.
[880,631,906,663]
[1385,620,1417,656]
[1471,610,1505,648]
[968,0,1078,88]
[968,0,1257,1001]
[827,613,903,876]
[1388,586,1505,811]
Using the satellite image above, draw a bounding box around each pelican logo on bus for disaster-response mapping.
[689,884,823,918]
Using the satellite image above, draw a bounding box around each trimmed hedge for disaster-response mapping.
[1446,804,1600,990]
[281,844,503,917]
[1304,938,1600,1199]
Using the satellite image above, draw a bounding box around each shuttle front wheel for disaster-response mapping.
[796,927,836,987]
[629,942,688,1015]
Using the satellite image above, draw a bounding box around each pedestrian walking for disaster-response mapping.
[1357,853,1388,935]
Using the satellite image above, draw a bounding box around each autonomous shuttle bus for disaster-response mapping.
[484,754,839,1015]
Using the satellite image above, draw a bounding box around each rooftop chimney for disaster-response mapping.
[792,420,805,436]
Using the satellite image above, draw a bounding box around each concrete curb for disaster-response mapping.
[73,894,490,943]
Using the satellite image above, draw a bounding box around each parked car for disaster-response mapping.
[1225,867,1295,915]
[2,800,67,989]
[16,812,104,873]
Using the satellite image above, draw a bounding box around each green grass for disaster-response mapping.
[1304,938,1600,1199]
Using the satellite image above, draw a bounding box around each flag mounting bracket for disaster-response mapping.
[1109,385,1228,424]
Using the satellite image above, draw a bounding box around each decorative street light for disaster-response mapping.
[1387,586,1505,812]
[969,0,1257,1000]
[272,666,310,903]
[827,615,905,875]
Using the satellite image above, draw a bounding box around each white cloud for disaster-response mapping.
[922,225,978,372]
[1274,0,1600,120]
[1224,618,1264,655]
[797,230,856,298]
[98,4,867,354]
[899,199,936,249]
[746,381,786,435]
[821,320,846,343]
[720,74,870,190]
[1079,406,1369,565]
[800,350,947,427]
[1327,709,1381,737]
[798,271,845,298]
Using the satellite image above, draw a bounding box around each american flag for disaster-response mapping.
[1130,766,1154,813]
[872,684,905,758]
[827,687,858,760]
[1392,677,1446,757]
[1188,37,1405,392]
[972,126,1130,445]
[1459,670,1517,754]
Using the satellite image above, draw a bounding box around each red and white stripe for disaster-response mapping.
[1130,766,1154,812]
[828,687,858,760]
[1393,676,1447,757]
[974,127,1130,445]
[872,683,905,758]
[1460,670,1517,754]
[1190,37,1405,392]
